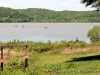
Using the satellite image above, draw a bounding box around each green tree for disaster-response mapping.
[87,26,100,43]
[1,7,100,23]
[81,0,100,10]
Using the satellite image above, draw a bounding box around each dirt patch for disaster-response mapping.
[62,46,100,54]
[1,48,23,55]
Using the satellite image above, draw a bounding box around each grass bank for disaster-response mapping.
[0,40,100,75]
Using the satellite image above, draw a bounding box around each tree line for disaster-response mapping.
[0,6,100,23]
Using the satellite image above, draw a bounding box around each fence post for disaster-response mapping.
[25,58,28,71]
[0,47,3,71]
[24,45,29,71]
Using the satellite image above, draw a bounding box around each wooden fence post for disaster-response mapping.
[1,47,3,71]
[25,58,28,71]
[24,45,29,71]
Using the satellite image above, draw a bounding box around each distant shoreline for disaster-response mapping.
[0,7,100,23]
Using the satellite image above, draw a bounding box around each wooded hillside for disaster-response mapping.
[0,7,100,23]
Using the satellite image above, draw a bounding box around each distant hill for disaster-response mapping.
[0,7,100,23]
[0,7,33,22]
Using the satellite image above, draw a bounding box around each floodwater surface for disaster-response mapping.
[0,23,100,43]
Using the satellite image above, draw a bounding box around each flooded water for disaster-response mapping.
[0,23,100,43]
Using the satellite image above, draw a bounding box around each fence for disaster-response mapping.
[0,44,29,71]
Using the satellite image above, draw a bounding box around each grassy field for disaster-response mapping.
[1,48,100,75]
[0,40,100,75]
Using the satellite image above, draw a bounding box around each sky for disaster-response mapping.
[0,0,96,11]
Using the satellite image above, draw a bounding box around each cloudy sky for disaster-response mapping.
[0,0,95,11]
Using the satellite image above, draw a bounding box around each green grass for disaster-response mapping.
[1,49,100,75]
[24,49,100,75]
[0,40,100,75]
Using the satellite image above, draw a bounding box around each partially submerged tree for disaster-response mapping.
[87,26,100,43]
[81,0,100,10]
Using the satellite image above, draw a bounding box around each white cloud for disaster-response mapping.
[0,3,9,7]
[58,1,68,6]
[54,0,95,11]
[0,0,95,11]
[68,3,95,11]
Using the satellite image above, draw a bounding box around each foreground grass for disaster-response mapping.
[1,48,100,75]
[33,49,100,75]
